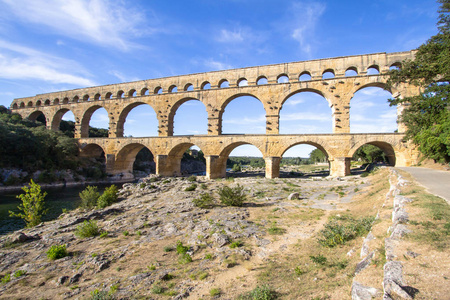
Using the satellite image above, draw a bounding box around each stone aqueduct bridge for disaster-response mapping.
[10,51,420,179]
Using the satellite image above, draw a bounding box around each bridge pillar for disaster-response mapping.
[109,121,121,138]
[74,123,82,138]
[155,155,181,176]
[265,156,281,179]
[205,155,227,179]
[265,115,279,134]
[329,157,351,177]
[207,117,222,135]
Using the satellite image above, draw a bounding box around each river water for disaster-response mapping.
[0,185,112,236]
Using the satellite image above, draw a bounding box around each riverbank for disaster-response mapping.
[1,168,446,299]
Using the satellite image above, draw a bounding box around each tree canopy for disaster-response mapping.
[388,0,450,163]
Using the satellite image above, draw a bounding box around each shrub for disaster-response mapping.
[217,184,246,207]
[232,164,241,172]
[13,270,26,278]
[176,241,189,254]
[163,246,174,252]
[151,285,164,294]
[79,186,100,209]
[178,253,193,264]
[185,183,197,191]
[75,220,100,238]
[229,240,243,248]
[210,288,221,297]
[97,185,119,208]
[318,215,375,247]
[310,254,327,265]
[9,179,48,228]
[238,285,278,300]
[46,244,68,260]
[1,273,10,284]
[90,289,113,300]
[187,175,197,182]
[268,223,286,235]
[192,193,214,208]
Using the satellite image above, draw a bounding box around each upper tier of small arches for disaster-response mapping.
[11,51,413,109]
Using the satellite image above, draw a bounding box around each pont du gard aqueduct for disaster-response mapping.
[9,50,421,180]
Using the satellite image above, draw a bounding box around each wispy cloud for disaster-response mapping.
[289,1,326,55]
[281,112,330,122]
[1,0,153,51]
[217,29,244,43]
[109,70,140,83]
[0,39,96,86]
[204,59,234,71]
[223,115,265,125]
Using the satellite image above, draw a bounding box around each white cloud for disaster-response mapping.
[284,98,305,106]
[204,59,233,71]
[281,112,329,122]
[109,70,140,83]
[223,115,265,125]
[0,39,96,86]
[1,0,151,51]
[217,29,244,43]
[289,2,326,55]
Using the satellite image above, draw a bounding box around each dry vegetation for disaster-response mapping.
[0,167,448,299]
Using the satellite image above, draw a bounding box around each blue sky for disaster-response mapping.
[0,0,439,157]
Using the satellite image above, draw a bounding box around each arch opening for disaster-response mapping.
[28,111,46,126]
[133,147,156,178]
[44,99,51,106]
[185,83,194,91]
[280,90,332,134]
[83,106,109,138]
[169,85,178,93]
[238,78,248,87]
[281,144,329,177]
[155,87,163,94]
[219,79,229,88]
[367,65,380,75]
[225,144,265,178]
[277,74,289,83]
[390,62,402,71]
[345,67,358,77]
[105,92,113,100]
[141,88,149,96]
[222,95,266,134]
[172,99,208,135]
[351,142,395,174]
[120,103,158,137]
[257,76,268,85]
[350,86,397,133]
[299,72,311,81]
[201,82,211,90]
[52,109,76,137]
[79,144,106,180]
[322,69,335,79]
[168,144,206,176]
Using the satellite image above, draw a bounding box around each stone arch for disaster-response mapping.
[12,103,18,109]
[117,90,124,98]
[36,100,42,107]
[184,83,194,91]
[79,143,105,159]
[27,101,33,107]
[44,99,51,106]
[219,79,229,88]
[94,93,101,101]
[116,102,158,137]
[350,84,397,133]
[114,142,155,177]
[63,97,69,104]
[348,140,398,166]
[345,67,358,76]
[237,78,248,87]
[257,76,268,85]
[201,81,211,90]
[28,110,47,125]
[83,94,90,102]
[277,74,289,83]
[105,92,113,99]
[19,102,25,108]
[390,62,402,70]
[140,87,149,96]
[128,89,137,97]
[80,105,110,138]
[220,93,267,134]
[168,97,207,135]
[322,69,335,79]
[169,85,177,93]
[165,143,206,176]
[299,71,312,81]
[367,65,380,75]
[73,96,79,103]
[53,98,60,105]
[154,86,163,94]
[280,88,330,107]
[51,108,75,131]
[280,141,330,159]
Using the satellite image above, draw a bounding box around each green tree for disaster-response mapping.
[388,0,450,163]
[9,180,48,227]
[309,149,327,163]
[353,145,387,163]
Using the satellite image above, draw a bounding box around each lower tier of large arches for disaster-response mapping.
[78,133,419,180]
